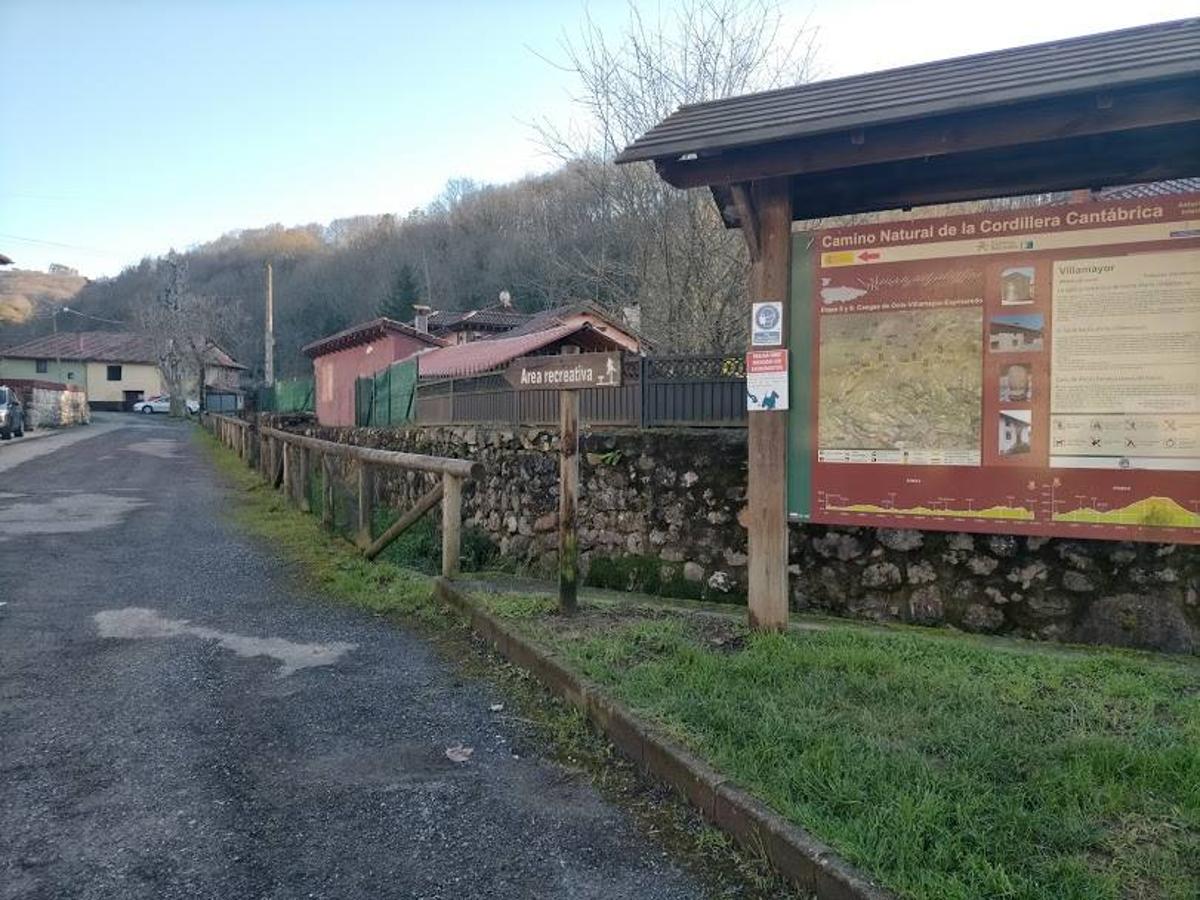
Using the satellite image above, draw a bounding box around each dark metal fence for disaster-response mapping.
[415,354,747,428]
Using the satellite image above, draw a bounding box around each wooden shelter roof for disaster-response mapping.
[617,19,1200,224]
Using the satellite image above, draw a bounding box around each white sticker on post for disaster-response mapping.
[746,350,788,411]
[751,301,783,346]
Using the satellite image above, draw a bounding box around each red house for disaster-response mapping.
[302,318,443,425]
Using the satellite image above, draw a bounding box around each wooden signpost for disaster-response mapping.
[506,350,622,612]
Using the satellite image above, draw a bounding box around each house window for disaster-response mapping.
[35,359,48,373]
[107,365,123,381]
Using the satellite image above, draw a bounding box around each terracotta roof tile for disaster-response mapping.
[0,331,160,363]
[302,317,445,358]
[417,323,626,378]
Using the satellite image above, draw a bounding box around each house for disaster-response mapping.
[302,317,445,426]
[417,321,629,379]
[418,301,530,345]
[999,268,1034,305]
[999,410,1032,456]
[988,319,1043,352]
[416,299,645,352]
[0,330,245,411]
[202,344,249,412]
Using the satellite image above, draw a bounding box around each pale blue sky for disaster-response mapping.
[2,0,1195,276]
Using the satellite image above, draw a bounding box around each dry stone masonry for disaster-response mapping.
[278,418,1198,654]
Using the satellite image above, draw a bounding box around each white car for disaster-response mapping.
[133,395,199,415]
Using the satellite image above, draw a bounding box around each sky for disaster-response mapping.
[1,0,1196,277]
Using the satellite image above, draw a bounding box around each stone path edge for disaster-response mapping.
[433,577,895,900]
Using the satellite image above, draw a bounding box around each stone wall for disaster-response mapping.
[6,380,90,429]
[277,418,1198,654]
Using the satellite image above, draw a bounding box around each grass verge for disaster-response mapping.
[199,428,1199,898]
[475,594,1200,900]
[194,427,800,898]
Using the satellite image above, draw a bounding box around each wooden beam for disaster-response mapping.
[787,121,1200,221]
[744,177,791,632]
[656,79,1200,190]
[364,481,444,561]
[261,426,481,480]
[729,183,761,262]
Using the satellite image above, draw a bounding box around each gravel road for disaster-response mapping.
[0,416,707,899]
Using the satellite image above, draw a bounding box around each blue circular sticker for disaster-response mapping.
[755,304,780,329]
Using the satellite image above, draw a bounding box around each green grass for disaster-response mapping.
[490,606,1200,900]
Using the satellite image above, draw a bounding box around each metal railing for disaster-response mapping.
[415,354,746,428]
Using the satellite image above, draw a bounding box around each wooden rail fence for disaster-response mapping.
[203,413,482,576]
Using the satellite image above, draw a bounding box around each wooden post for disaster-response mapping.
[297,446,311,511]
[273,438,284,489]
[557,389,580,613]
[744,177,792,631]
[356,463,374,548]
[441,474,462,578]
[281,440,291,495]
[322,454,335,527]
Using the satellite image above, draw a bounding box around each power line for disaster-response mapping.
[61,306,125,326]
[0,232,122,257]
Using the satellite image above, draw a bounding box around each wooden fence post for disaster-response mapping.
[356,463,374,548]
[281,441,291,495]
[441,474,462,578]
[297,446,311,511]
[322,454,335,527]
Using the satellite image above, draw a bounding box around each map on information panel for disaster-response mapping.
[786,193,1200,543]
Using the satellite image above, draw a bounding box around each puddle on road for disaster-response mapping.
[0,492,148,541]
[94,607,357,676]
[127,439,181,458]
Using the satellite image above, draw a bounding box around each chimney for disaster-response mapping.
[412,304,431,334]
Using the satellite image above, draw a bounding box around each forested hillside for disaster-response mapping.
[1,1,814,379]
[0,268,87,327]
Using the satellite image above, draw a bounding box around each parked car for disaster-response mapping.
[133,395,200,415]
[0,385,25,440]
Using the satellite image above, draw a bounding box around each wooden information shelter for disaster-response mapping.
[616,18,1200,630]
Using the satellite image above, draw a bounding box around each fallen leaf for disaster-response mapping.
[445,743,474,763]
[489,703,504,712]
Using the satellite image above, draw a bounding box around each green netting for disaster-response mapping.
[354,358,417,427]
[261,377,314,413]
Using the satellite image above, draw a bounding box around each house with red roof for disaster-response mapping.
[415,299,643,353]
[301,317,445,426]
[0,330,246,411]
[302,302,640,426]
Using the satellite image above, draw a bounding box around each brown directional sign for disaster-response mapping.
[504,352,622,390]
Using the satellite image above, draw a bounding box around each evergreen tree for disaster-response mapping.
[378,263,420,320]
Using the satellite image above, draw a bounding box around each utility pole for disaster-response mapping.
[264,262,275,387]
[421,249,434,307]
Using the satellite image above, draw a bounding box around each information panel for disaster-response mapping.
[787,194,1200,543]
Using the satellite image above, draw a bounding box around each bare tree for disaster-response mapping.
[141,254,244,416]
[534,0,818,352]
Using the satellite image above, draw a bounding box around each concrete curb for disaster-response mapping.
[433,577,895,900]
